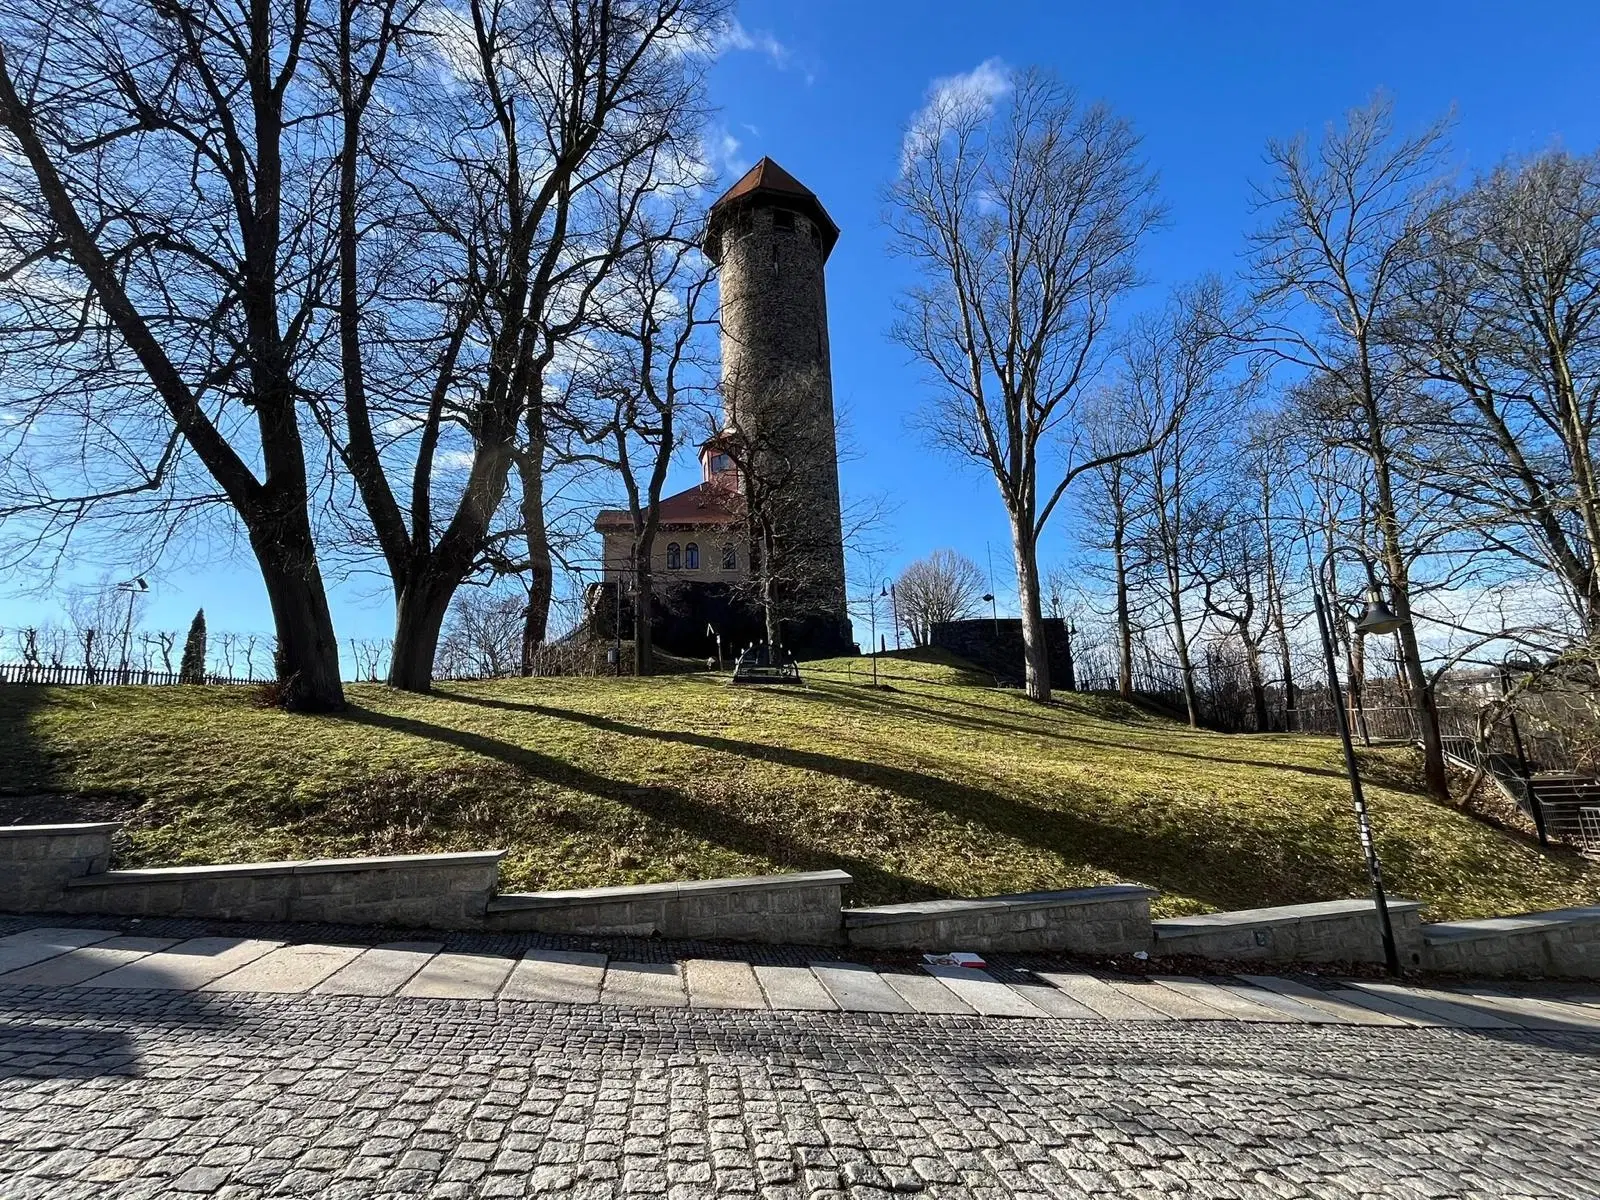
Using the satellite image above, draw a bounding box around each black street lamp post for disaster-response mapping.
[1500,650,1548,848]
[1309,547,1405,976]
[880,580,900,652]
[116,577,148,682]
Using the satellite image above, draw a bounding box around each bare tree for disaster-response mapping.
[889,68,1164,700]
[1250,95,1452,799]
[0,0,345,709]
[549,226,717,675]
[436,589,524,678]
[1395,150,1600,638]
[1122,281,1248,727]
[325,0,727,691]
[896,549,985,646]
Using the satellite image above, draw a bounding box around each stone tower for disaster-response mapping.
[704,158,851,655]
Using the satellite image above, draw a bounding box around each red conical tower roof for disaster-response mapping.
[704,156,839,262]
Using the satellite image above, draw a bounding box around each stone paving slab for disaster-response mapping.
[77,937,282,990]
[0,928,116,975]
[311,940,441,996]
[1151,975,1302,1022]
[1240,975,1412,1026]
[752,963,838,1011]
[501,948,607,1004]
[1120,976,1238,1020]
[1035,970,1175,1020]
[399,950,516,999]
[600,960,686,1007]
[0,937,178,988]
[1322,984,1449,1026]
[204,942,365,994]
[922,964,1048,1017]
[1448,988,1600,1032]
[1346,980,1522,1029]
[1217,980,1357,1024]
[880,969,975,1014]
[1007,978,1105,1019]
[810,961,915,1013]
[683,958,767,1009]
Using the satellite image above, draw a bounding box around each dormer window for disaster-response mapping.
[710,453,731,473]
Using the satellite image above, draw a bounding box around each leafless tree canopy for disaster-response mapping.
[889,67,1164,700]
[895,549,984,646]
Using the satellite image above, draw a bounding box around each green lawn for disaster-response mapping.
[2,650,1595,920]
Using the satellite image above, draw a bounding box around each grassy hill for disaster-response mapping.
[3,650,1597,921]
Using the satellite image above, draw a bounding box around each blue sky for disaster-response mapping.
[5,0,1600,658]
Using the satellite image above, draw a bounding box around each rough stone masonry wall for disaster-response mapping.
[717,203,849,649]
[0,822,117,912]
[843,887,1156,954]
[1153,900,1428,967]
[931,619,1075,688]
[486,872,851,944]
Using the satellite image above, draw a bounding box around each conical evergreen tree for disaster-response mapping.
[179,609,207,683]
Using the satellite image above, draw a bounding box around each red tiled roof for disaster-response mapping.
[595,482,743,531]
[704,156,839,262]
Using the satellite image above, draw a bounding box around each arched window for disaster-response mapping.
[685,542,699,570]
[722,544,737,571]
[666,542,681,570]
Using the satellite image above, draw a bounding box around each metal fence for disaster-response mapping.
[0,663,257,687]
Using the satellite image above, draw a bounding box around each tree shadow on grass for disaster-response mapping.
[416,692,1383,913]
[333,704,947,904]
[785,679,1368,788]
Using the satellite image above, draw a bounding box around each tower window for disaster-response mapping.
[773,210,795,232]
[771,245,779,278]
[710,452,731,473]
[685,542,700,570]
[666,542,681,570]
[722,544,737,571]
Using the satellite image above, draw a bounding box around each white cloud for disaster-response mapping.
[902,57,1012,170]
[435,449,477,471]
[713,19,790,69]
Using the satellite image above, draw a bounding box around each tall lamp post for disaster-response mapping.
[1309,547,1405,976]
[867,590,880,689]
[116,577,148,682]
[1499,650,1547,848]
[880,579,900,651]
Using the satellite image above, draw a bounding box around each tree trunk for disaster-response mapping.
[1113,529,1133,699]
[633,548,655,676]
[388,572,455,692]
[1165,561,1198,727]
[1011,524,1051,702]
[517,451,552,674]
[253,529,345,711]
[1244,638,1268,733]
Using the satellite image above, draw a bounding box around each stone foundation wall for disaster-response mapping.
[486,871,850,944]
[1422,907,1600,977]
[0,823,118,911]
[53,853,506,930]
[843,886,1156,953]
[1153,899,1427,967]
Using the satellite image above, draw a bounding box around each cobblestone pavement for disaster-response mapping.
[1,918,1599,1198]
[0,985,1597,1200]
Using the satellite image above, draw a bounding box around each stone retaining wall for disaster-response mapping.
[1153,899,1427,967]
[1422,906,1600,977]
[843,886,1156,953]
[486,871,851,944]
[0,823,119,912]
[53,853,506,930]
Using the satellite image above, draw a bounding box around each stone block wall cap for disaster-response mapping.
[1424,905,1600,943]
[1153,897,1426,935]
[489,869,853,911]
[843,884,1156,926]
[64,849,507,887]
[0,821,122,838]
